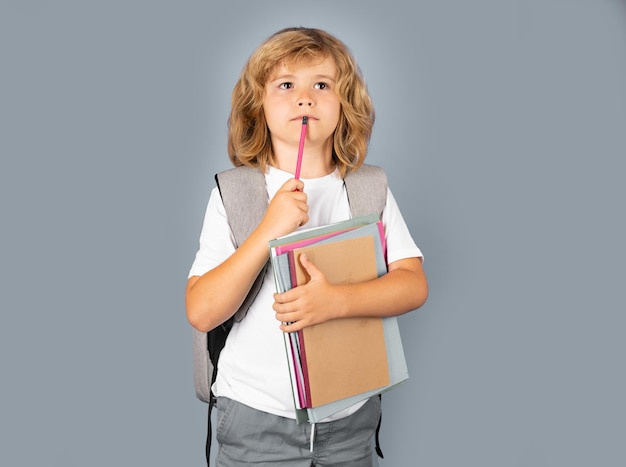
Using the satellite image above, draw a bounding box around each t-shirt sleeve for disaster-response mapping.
[382,187,423,265]
[188,187,237,278]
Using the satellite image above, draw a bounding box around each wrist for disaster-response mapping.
[333,284,352,320]
[239,229,271,264]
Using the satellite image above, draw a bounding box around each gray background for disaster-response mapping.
[1,1,625,466]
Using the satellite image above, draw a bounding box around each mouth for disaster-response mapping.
[293,115,315,121]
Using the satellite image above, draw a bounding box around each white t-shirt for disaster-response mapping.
[188,166,422,419]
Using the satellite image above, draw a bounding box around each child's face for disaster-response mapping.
[263,57,340,155]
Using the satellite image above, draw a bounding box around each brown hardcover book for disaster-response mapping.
[292,235,390,407]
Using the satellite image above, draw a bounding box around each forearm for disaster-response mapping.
[274,257,427,333]
[187,177,309,332]
[334,259,428,320]
[185,228,271,332]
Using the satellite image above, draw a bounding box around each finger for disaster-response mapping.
[280,178,305,193]
[293,180,305,193]
[274,291,296,304]
[298,254,321,280]
[280,320,304,333]
[273,298,295,314]
[275,311,299,324]
[275,312,295,323]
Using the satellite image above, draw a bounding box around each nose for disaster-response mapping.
[297,91,314,107]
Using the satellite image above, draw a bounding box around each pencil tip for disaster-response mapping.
[302,116,308,124]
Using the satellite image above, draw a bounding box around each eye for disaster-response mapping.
[278,82,293,90]
[314,82,329,90]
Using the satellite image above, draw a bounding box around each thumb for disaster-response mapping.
[298,254,324,282]
[280,178,304,193]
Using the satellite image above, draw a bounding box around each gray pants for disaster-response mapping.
[215,396,381,466]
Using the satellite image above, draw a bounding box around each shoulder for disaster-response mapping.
[214,166,268,247]
[345,163,386,181]
[215,166,267,210]
[344,164,388,218]
[344,164,388,192]
[215,165,265,189]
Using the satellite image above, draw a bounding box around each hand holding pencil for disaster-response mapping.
[256,116,310,240]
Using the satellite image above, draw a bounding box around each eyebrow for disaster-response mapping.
[269,74,337,83]
[315,74,337,83]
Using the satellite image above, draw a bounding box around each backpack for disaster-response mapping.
[192,163,388,463]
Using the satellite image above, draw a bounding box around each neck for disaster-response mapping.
[272,139,335,178]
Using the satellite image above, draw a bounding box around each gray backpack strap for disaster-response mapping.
[344,164,388,218]
[344,163,389,461]
[215,166,269,322]
[192,166,268,404]
[215,166,268,249]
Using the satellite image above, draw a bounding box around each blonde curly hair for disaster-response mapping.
[227,27,375,177]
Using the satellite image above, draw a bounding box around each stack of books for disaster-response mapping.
[269,213,409,423]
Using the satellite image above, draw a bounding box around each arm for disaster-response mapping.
[273,255,428,333]
[186,178,308,332]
